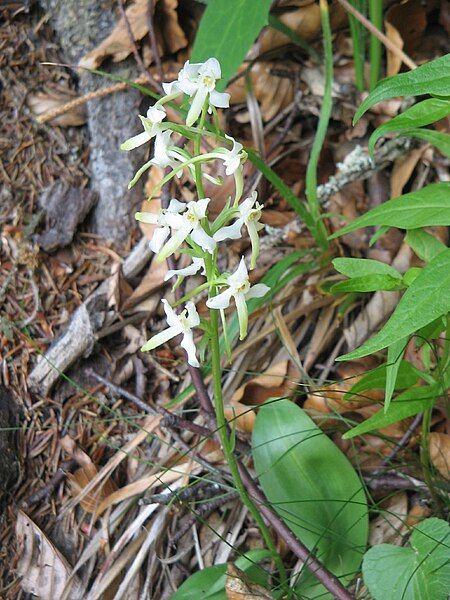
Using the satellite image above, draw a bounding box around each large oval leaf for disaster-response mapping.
[353,53,450,123]
[252,399,368,597]
[403,128,450,158]
[368,98,450,155]
[329,183,450,239]
[338,248,450,361]
[362,518,450,600]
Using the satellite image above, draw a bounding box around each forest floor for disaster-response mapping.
[0,1,449,599]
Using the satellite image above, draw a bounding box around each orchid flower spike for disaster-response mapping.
[158,198,216,261]
[141,299,200,367]
[206,257,269,340]
[121,105,166,151]
[164,256,206,281]
[163,58,230,126]
[135,199,185,254]
[214,191,264,269]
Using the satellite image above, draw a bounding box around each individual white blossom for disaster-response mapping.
[214,191,264,269]
[121,105,166,151]
[214,135,246,176]
[135,199,185,254]
[158,198,216,260]
[164,257,206,281]
[163,58,230,126]
[206,258,269,340]
[151,130,181,168]
[141,299,200,367]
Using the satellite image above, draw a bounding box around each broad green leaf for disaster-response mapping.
[343,384,439,439]
[362,518,450,600]
[368,98,450,155]
[354,54,450,123]
[405,229,447,262]
[330,274,404,294]
[343,361,422,402]
[329,183,450,240]
[402,128,450,158]
[385,338,407,413]
[332,257,402,279]
[171,549,272,600]
[338,248,450,361]
[191,0,272,90]
[253,400,368,596]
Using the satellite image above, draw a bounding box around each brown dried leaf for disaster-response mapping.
[391,147,424,198]
[122,259,167,311]
[369,492,408,546]
[16,510,82,599]
[225,563,273,600]
[78,0,187,69]
[384,19,404,78]
[429,432,450,479]
[28,90,86,126]
[67,463,117,514]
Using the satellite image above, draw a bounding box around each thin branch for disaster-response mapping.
[337,0,417,70]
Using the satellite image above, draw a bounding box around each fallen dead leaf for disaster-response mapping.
[122,258,168,311]
[384,19,404,78]
[385,0,426,77]
[225,563,273,600]
[390,147,425,198]
[67,463,117,514]
[16,510,82,599]
[28,90,86,126]
[78,0,187,69]
[429,432,450,479]
[369,492,408,546]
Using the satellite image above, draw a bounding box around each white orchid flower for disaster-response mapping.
[214,192,264,269]
[135,199,185,254]
[163,58,230,126]
[158,198,216,261]
[128,130,183,188]
[206,258,269,340]
[164,256,206,281]
[121,105,166,151]
[214,135,247,176]
[141,299,200,367]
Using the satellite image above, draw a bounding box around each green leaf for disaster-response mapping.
[332,257,402,279]
[268,15,319,60]
[343,361,422,402]
[330,274,404,294]
[343,384,439,439]
[329,183,450,240]
[191,0,272,90]
[362,518,450,600]
[252,400,368,596]
[171,549,272,600]
[353,54,450,123]
[368,98,450,155]
[405,229,447,262]
[338,248,450,361]
[385,338,407,413]
[402,128,450,158]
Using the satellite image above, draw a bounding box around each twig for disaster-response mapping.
[25,459,77,505]
[147,0,164,89]
[336,0,417,70]
[380,412,423,468]
[118,0,158,87]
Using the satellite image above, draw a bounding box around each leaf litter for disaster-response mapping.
[1,1,449,598]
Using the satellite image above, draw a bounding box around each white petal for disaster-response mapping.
[121,131,150,151]
[247,222,260,270]
[190,226,216,253]
[164,259,203,281]
[164,212,186,229]
[167,198,186,213]
[228,257,248,288]
[162,81,178,95]
[141,325,179,352]
[235,292,249,340]
[239,196,255,219]
[194,197,211,219]
[146,105,166,123]
[149,226,170,253]
[135,211,159,224]
[162,299,180,328]
[224,155,241,176]
[209,90,230,108]
[180,330,199,367]
[206,288,233,310]
[202,58,221,79]
[153,130,173,167]
[213,219,244,242]
[186,301,200,327]
[158,226,190,260]
[245,283,270,300]
[186,85,209,126]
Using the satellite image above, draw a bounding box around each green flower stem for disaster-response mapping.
[305,0,332,250]
[209,305,288,587]
[369,0,383,90]
[348,0,366,91]
[194,103,208,199]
